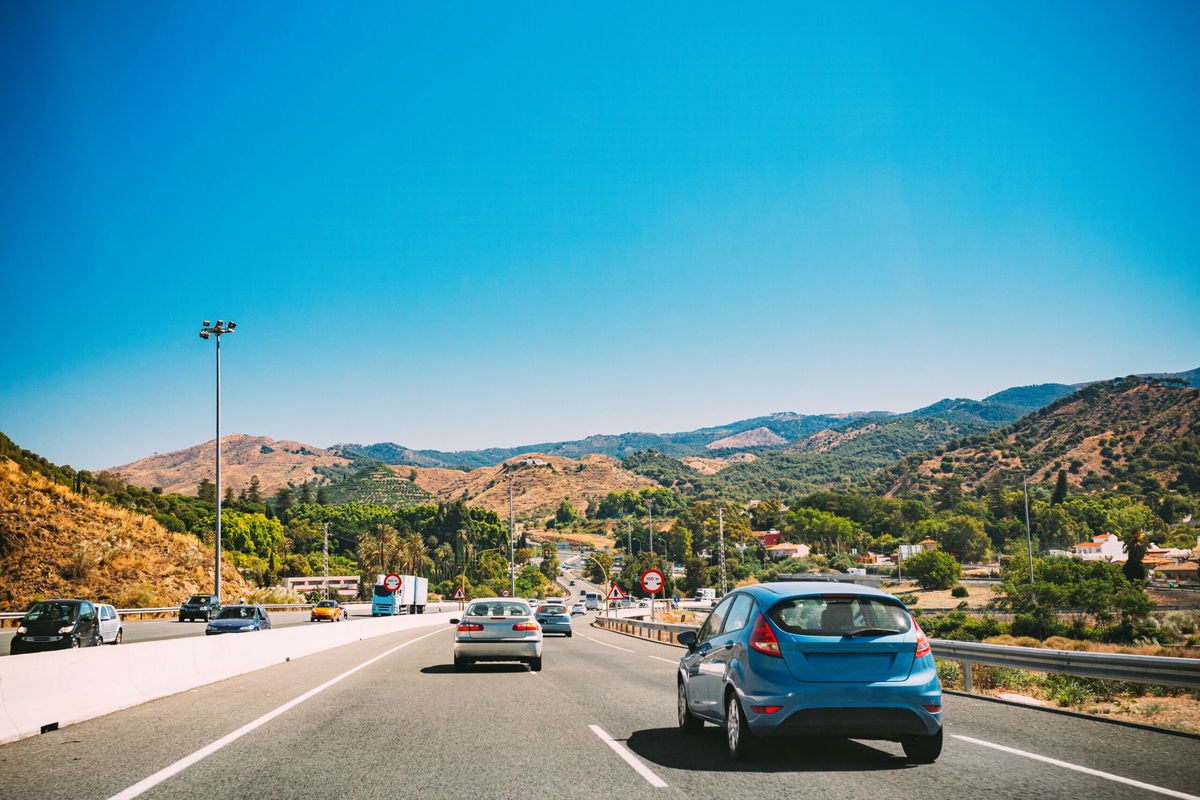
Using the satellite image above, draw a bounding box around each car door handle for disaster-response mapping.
[723,642,734,650]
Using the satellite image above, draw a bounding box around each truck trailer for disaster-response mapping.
[371,574,429,615]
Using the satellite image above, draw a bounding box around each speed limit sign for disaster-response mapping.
[382,573,402,593]
[640,569,664,595]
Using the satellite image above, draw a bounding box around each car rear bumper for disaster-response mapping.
[538,622,572,634]
[454,640,542,660]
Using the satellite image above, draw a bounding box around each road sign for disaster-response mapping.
[607,584,626,601]
[382,573,402,593]
[451,587,466,601]
[500,589,511,597]
[640,569,664,595]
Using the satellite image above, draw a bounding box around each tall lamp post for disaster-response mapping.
[199,320,236,601]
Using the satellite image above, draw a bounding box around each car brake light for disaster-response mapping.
[512,621,539,631]
[748,614,782,657]
[457,623,484,632]
[750,705,782,714]
[923,705,942,713]
[913,621,931,659]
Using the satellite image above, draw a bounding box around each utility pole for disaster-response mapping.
[322,522,329,600]
[647,499,654,555]
[199,320,236,601]
[509,473,516,598]
[1023,474,1034,584]
[718,506,727,596]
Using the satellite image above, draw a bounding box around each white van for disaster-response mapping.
[693,588,716,603]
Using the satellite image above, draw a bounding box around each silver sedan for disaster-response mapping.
[451,599,544,671]
[534,603,573,637]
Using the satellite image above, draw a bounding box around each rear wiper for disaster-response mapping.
[843,627,902,638]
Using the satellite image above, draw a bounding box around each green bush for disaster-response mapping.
[951,585,969,598]
[1045,675,1091,707]
[935,659,962,689]
[902,550,962,590]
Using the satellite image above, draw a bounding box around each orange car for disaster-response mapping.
[310,600,347,622]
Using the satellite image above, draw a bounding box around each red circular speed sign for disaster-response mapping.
[382,573,402,592]
[640,569,665,594]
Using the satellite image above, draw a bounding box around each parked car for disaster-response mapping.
[96,603,123,644]
[205,605,272,635]
[10,600,103,654]
[450,598,542,671]
[310,600,347,622]
[179,594,221,622]
[676,582,942,763]
[534,603,573,637]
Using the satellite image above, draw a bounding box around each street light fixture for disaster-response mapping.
[199,319,236,601]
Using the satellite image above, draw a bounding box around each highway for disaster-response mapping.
[0,604,461,657]
[1,612,1196,800]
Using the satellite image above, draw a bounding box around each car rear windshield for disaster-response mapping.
[316,601,338,608]
[540,606,566,614]
[466,602,530,617]
[187,596,211,604]
[216,606,258,619]
[26,602,79,622]
[768,595,911,637]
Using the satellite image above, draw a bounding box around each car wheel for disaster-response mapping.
[725,691,758,761]
[113,629,123,645]
[70,637,80,649]
[678,680,703,733]
[901,728,943,763]
[94,632,104,647]
[529,657,542,672]
[565,632,573,638]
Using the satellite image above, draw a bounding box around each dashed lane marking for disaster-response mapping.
[108,627,446,800]
[589,724,669,788]
[576,632,634,653]
[953,735,1200,800]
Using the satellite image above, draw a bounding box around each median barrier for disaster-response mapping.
[0,611,454,745]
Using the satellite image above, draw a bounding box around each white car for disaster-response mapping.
[95,603,123,644]
[451,598,543,671]
[570,602,585,616]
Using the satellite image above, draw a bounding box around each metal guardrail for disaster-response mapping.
[593,617,1200,691]
[0,603,325,624]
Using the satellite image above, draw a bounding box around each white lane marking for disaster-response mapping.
[953,735,1200,800]
[589,724,669,788]
[577,632,633,653]
[647,655,677,664]
[108,627,446,800]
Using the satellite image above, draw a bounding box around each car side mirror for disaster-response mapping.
[677,630,698,652]
[449,619,459,625]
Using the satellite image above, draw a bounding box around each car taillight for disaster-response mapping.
[748,614,782,657]
[457,623,484,632]
[750,705,782,714]
[913,621,931,659]
[512,621,539,631]
[923,705,942,713]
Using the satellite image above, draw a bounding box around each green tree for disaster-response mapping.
[583,551,613,585]
[555,500,579,526]
[247,475,263,504]
[197,478,216,503]
[938,515,990,562]
[1051,470,1069,505]
[1106,503,1165,582]
[902,549,961,590]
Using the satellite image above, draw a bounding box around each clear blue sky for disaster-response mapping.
[2,2,1198,470]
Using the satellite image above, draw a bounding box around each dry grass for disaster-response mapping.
[0,458,251,611]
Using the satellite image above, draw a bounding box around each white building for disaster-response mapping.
[1072,533,1126,562]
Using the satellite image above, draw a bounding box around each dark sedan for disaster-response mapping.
[10,600,103,654]
[205,605,272,635]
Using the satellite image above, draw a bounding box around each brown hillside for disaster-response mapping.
[706,427,787,450]
[679,452,759,474]
[108,434,355,495]
[786,423,880,454]
[0,457,250,612]
[887,380,1200,495]
[408,453,654,518]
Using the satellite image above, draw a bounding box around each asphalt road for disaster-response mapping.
[1,614,1197,800]
[0,603,461,657]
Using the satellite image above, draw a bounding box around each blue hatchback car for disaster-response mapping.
[676,582,942,762]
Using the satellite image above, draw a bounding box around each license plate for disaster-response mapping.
[28,636,59,642]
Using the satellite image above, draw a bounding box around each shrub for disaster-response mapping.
[951,585,969,598]
[1045,675,1091,707]
[113,582,163,609]
[902,550,962,590]
[935,659,962,689]
[1012,613,1061,639]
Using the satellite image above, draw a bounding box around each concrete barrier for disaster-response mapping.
[0,611,454,745]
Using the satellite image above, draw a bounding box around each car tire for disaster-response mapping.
[565,632,573,638]
[529,657,542,672]
[70,637,80,649]
[113,629,123,645]
[725,691,758,761]
[678,681,703,734]
[94,632,104,647]
[901,728,943,763]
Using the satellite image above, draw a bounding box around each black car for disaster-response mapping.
[179,594,221,622]
[10,600,103,654]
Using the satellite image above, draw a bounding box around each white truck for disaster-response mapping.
[693,588,716,603]
[371,574,429,615]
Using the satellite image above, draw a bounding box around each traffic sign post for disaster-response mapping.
[640,569,664,621]
[452,586,466,610]
[382,573,402,593]
[500,589,511,597]
[606,583,626,620]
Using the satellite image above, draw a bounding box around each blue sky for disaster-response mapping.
[2,2,1198,470]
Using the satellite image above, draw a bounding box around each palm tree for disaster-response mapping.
[396,533,432,576]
